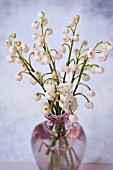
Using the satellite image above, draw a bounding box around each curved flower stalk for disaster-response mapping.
[6,11,113,123]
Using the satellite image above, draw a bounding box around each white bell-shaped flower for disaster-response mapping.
[15,72,23,81]
[69,114,78,123]
[85,101,94,109]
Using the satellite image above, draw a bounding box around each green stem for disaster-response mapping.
[71,71,76,83]
[69,149,74,170]
[17,50,45,92]
[50,49,58,53]
[80,48,89,55]
[94,41,103,49]
[40,19,61,114]
[17,51,34,72]
[48,153,54,170]
[67,26,74,33]
[85,64,99,68]
[73,75,79,81]
[72,148,80,164]
[64,152,70,167]
[44,77,57,83]
[64,137,74,170]
[63,41,73,83]
[73,57,88,94]
[41,19,53,73]
[47,48,60,85]
[79,82,91,90]
[38,142,43,152]
[74,93,89,102]
[42,72,52,78]
[63,22,79,83]
[71,44,84,84]
[62,43,70,50]
[29,52,34,64]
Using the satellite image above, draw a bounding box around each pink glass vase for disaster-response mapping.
[31,113,86,170]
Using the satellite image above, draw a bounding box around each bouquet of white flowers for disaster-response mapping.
[6,11,112,122]
[6,11,113,121]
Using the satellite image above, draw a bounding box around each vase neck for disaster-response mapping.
[45,113,69,123]
[44,113,72,140]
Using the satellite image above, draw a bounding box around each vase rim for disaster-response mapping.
[45,112,69,122]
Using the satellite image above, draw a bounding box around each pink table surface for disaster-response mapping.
[0,163,113,170]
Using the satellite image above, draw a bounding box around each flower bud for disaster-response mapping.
[61,66,71,74]
[36,40,43,47]
[74,49,79,55]
[15,57,22,64]
[107,45,113,50]
[95,66,104,74]
[63,35,69,42]
[11,33,16,38]
[55,53,63,60]
[43,18,48,25]
[6,39,12,46]
[31,22,39,30]
[21,43,29,53]
[102,42,109,49]
[72,35,79,42]
[89,66,97,74]
[32,33,38,39]
[69,63,78,71]
[82,40,88,46]
[9,46,17,55]
[30,77,37,85]
[99,52,108,62]
[19,63,27,72]
[72,15,80,21]
[58,46,66,54]
[46,28,53,36]
[44,83,55,92]
[41,102,51,116]
[42,54,51,65]
[52,70,60,79]
[87,48,95,59]
[45,91,56,101]
[37,11,45,18]
[34,93,41,101]
[7,55,15,63]
[15,72,23,81]
[82,74,90,81]
[86,90,95,97]
[69,114,78,123]
[16,41,21,46]
[68,21,74,27]
[85,101,94,109]
[62,27,69,34]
